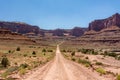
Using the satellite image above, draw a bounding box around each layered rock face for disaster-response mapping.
[89,13,120,31]
[0,21,40,34]
[78,13,120,45]
[70,27,86,37]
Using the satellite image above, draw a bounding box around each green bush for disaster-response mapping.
[32,51,36,55]
[42,49,46,52]
[104,51,117,58]
[1,66,19,78]
[19,68,26,75]
[117,75,120,80]
[1,57,10,67]
[16,47,20,51]
[71,57,76,61]
[47,50,53,52]
[80,48,98,55]
[118,56,120,60]
[108,52,117,57]
[77,49,81,52]
[91,51,98,55]
[78,58,91,66]
[96,67,106,75]
[8,50,11,53]
[62,49,66,52]
[71,51,75,56]
[23,54,28,57]
[95,62,103,65]
[1,72,9,78]
[20,63,29,69]
[85,56,89,59]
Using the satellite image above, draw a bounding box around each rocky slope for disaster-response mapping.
[0,21,40,35]
[76,13,120,47]
[88,13,120,31]
[0,28,30,40]
[0,21,87,37]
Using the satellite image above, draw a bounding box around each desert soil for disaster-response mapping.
[22,45,111,80]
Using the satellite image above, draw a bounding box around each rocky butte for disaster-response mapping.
[88,13,120,31]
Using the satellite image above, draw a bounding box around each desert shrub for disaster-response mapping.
[91,51,98,55]
[43,53,46,56]
[85,63,90,67]
[16,47,20,51]
[8,50,11,53]
[1,57,10,67]
[95,62,103,65]
[80,48,97,55]
[20,63,28,69]
[14,62,18,65]
[77,49,81,52]
[117,56,120,60]
[85,56,89,59]
[67,50,72,52]
[80,48,88,54]
[71,57,76,61]
[47,50,53,52]
[117,75,120,80]
[78,58,91,66]
[19,68,26,75]
[42,49,46,52]
[108,52,117,57]
[104,51,117,58]
[32,51,36,55]
[29,46,34,48]
[96,67,106,75]
[62,49,66,52]
[1,72,9,78]
[23,54,27,57]
[11,50,15,53]
[71,51,75,56]
[6,66,18,73]
[1,66,18,78]
[32,61,40,68]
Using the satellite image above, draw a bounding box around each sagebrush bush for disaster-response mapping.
[117,75,120,80]
[71,57,76,61]
[95,62,103,65]
[16,47,20,51]
[19,68,26,75]
[32,51,36,55]
[20,63,29,69]
[78,58,91,66]
[1,57,10,67]
[42,49,46,52]
[47,50,53,52]
[71,51,75,56]
[96,67,106,75]
[62,49,66,52]
[104,51,118,58]
[80,48,98,55]
[8,50,11,53]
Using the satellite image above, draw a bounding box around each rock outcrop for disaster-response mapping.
[70,27,86,37]
[0,21,40,35]
[88,13,120,31]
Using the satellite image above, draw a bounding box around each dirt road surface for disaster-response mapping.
[23,45,111,80]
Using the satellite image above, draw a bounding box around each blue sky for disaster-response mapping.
[0,0,120,29]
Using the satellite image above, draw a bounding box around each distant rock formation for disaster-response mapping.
[70,27,86,37]
[0,21,41,35]
[0,28,29,40]
[88,13,120,31]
